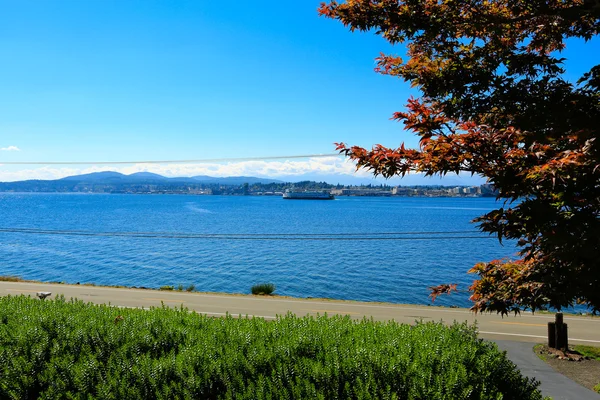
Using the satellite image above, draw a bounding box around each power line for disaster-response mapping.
[0,227,495,241]
[0,153,342,165]
[0,227,479,236]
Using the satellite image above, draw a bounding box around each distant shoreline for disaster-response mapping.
[0,171,497,197]
[0,190,495,198]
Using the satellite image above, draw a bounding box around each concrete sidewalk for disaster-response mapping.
[494,340,600,400]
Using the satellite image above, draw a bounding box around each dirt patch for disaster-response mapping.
[535,344,600,393]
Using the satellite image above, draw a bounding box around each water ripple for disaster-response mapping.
[0,194,516,307]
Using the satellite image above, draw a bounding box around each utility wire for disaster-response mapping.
[0,153,342,165]
[0,227,495,241]
[0,227,479,236]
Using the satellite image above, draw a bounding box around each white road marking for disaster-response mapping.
[194,311,277,320]
[4,282,599,323]
[479,331,600,343]
[112,305,277,320]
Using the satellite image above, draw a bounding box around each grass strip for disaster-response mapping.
[573,345,600,361]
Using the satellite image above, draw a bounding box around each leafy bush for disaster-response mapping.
[251,282,276,295]
[0,295,545,399]
[159,285,174,291]
[185,284,196,292]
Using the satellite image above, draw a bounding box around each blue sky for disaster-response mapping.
[0,1,598,184]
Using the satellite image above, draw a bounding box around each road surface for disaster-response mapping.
[2,281,598,344]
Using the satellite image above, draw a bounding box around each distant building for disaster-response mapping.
[392,187,418,196]
[335,189,392,196]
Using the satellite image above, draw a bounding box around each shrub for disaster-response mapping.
[177,284,184,291]
[159,285,174,291]
[251,282,276,295]
[185,284,196,292]
[0,295,545,400]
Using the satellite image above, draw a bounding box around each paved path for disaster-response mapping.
[495,340,600,400]
[2,281,600,399]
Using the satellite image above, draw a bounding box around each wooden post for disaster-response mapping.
[561,324,568,351]
[555,312,568,350]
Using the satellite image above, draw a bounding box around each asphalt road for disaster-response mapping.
[2,281,599,344]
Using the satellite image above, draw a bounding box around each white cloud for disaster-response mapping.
[0,157,486,186]
[0,146,20,151]
[0,157,356,182]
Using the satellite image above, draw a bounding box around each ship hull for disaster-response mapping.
[282,192,334,200]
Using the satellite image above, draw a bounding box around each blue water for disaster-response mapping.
[0,193,518,307]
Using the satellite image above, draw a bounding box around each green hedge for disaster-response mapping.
[0,295,544,399]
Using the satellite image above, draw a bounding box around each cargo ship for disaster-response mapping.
[282,190,334,200]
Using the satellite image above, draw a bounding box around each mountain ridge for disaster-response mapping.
[1,171,486,188]
[2,171,285,187]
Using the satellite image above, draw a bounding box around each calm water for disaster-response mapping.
[0,193,517,307]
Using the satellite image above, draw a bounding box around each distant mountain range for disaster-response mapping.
[0,172,285,193]
[0,170,487,193]
[56,171,284,185]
